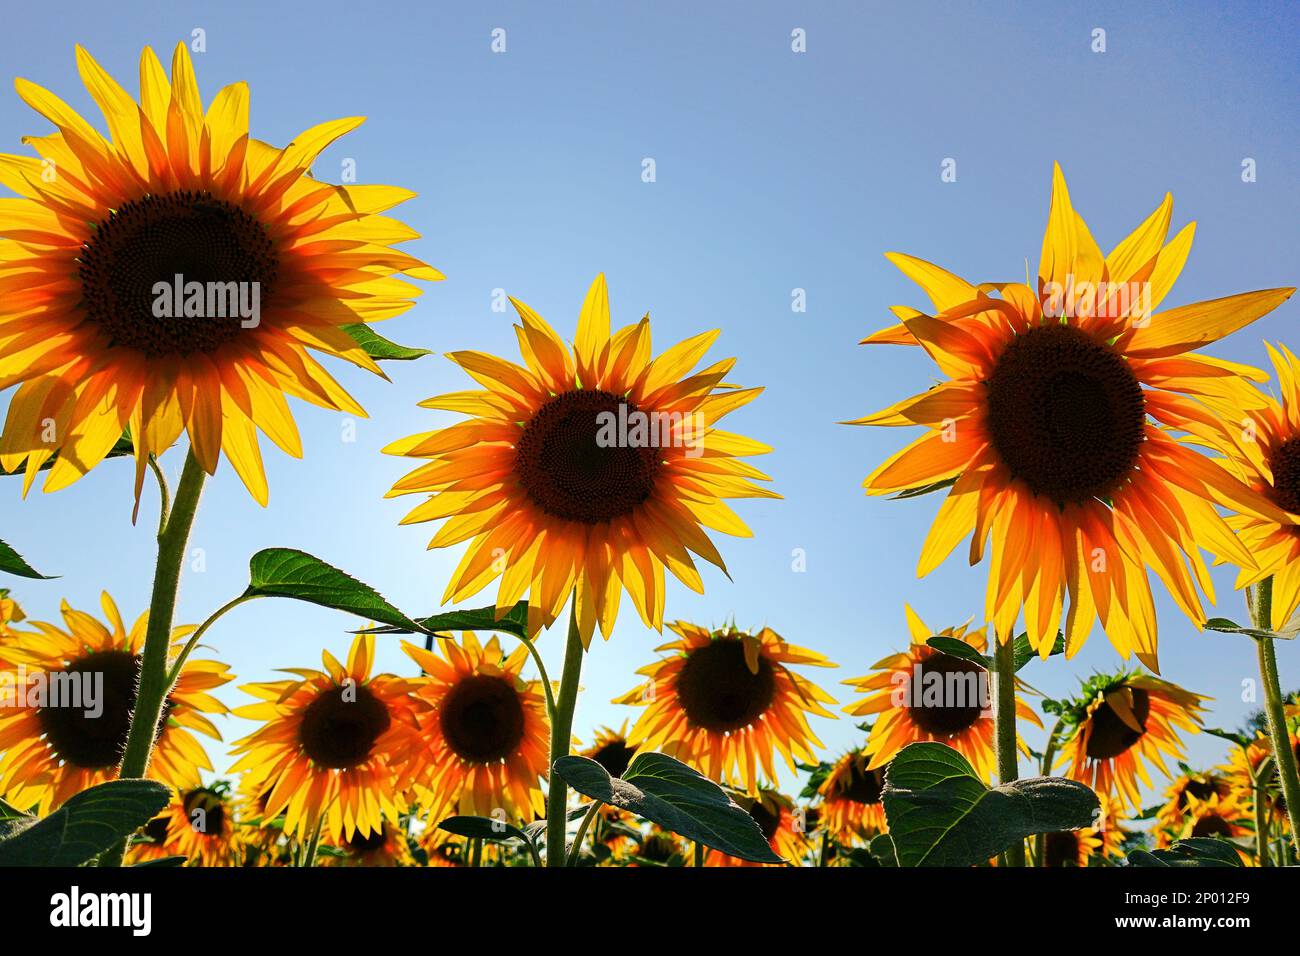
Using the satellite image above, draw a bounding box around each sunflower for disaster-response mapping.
[0,44,438,505]
[578,721,638,779]
[1057,673,1206,811]
[384,274,776,642]
[403,632,549,822]
[1041,795,1127,867]
[0,592,231,813]
[841,606,1041,781]
[631,826,686,867]
[1155,768,1232,837]
[853,165,1293,670]
[322,820,415,867]
[613,621,836,794]
[228,633,425,843]
[129,784,242,867]
[1222,718,1300,835]
[812,748,888,844]
[706,789,810,867]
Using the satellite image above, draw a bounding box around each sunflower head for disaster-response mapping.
[1057,672,1206,811]
[129,782,243,867]
[403,632,550,822]
[0,44,439,505]
[229,633,425,843]
[0,592,231,813]
[807,748,888,844]
[578,721,637,779]
[614,621,836,794]
[384,274,776,643]
[706,789,809,867]
[1042,795,1127,867]
[854,163,1294,669]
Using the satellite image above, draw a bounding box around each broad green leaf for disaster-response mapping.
[0,537,51,580]
[1202,726,1253,750]
[1012,630,1065,670]
[554,753,783,864]
[0,779,171,867]
[1204,617,1292,640]
[925,636,989,667]
[882,742,1099,867]
[1126,837,1243,868]
[355,602,529,640]
[243,548,421,631]
[438,815,535,847]
[868,833,897,867]
[342,323,432,362]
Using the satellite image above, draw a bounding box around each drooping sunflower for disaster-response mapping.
[811,748,888,844]
[228,634,425,843]
[403,632,549,822]
[578,721,638,779]
[853,164,1293,670]
[0,45,438,505]
[613,621,836,794]
[0,592,232,813]
[841,606,1041,781]
[322,820,415,867]
[706,789,810,867]
[1154,768,1232,837]
[1057,673,1206,811]
[129,784,243,867]
[384,274,776,641]
[1041,795,1127,867]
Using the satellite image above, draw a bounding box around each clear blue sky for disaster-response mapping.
[1,1,1296,802]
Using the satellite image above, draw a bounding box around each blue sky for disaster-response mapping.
[1,0,1297,804]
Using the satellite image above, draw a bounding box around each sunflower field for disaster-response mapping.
[0,3,1296,938]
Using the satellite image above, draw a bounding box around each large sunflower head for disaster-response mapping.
[841,605,1041,781]
[0,591,231,813]
[228,633,425,843]
[809,747,889,844]
[129,783,243,867]
[614,621,836,794]
[0,45,438,505]
[853,164,1294,670]
[706,789,810,867]
[384,274,776,642]
[1154,768,1232,836]
[403,631,549,822]
[1057,672,1206,811]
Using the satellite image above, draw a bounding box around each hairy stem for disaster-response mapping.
[545,600,586,866]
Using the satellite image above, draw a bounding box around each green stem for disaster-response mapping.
[1248,750,1271,868]
[301,818,324,868]
[102,449,207,868]
[566,801,602,866]
[1252,577,1300,859]
[1034,716,1065,866]
[545,600,586,867]
[165,593,258,687]
[993,634,1025,866]
[694,840,705,868]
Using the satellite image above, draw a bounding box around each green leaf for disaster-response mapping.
[341,323,431,361]
[1126,837,1243,868]
[243,548,421,631]
[925,636,990,667]
[868,833,898,867]
[1204,617,1292,640]
[438,815,536,848]
[1203,726,1253,750]
[891,477,957,500]
[0,537,51,580]
[0,779,171,867]
[882,742,1099,867]
[355,601,530,640]
[554,753,783,864]
[0,434,134,478]
[1012,630,1065,670]
[132,855,188,867]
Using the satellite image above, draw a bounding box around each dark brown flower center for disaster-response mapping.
[298,683,391,769]
[835,758,886,806]
[1043,830,1080,867]
[1269,435,1300,515]
[676,638,776,734]
[906,652,989,737]
[1179,776,1223,807]
[181,788,228,836]
[142,815,170,844]
[747,799,781,842]
[37,649,174,769]
[346,825,389,854]
[78,191,277,357]
[638,832,678,863]
[1190,814,1232,838]
[513,390,662,524]
[439,675,526,763]
[589,738,636,779]
[985,324,1145,506]
[1084,687,1151,760]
